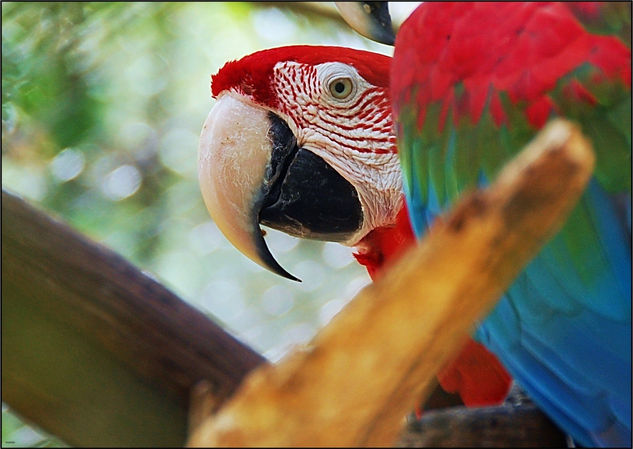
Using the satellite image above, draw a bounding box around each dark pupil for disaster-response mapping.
[334,82,345,94]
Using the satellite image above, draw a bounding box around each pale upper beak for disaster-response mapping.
[198,94,364,281]
[198,94,300,281]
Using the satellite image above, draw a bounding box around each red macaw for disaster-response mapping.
[198,45,511,412]
[197,2,631,447]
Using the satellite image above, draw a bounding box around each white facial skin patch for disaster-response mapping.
[270,61,403,245]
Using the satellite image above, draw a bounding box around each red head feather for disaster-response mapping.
[211,45,391,107]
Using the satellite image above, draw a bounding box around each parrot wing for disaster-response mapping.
[392,3,631,446]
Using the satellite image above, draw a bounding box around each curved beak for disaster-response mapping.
[335,2,395,46]
[198,94,363,281]
[198,94,300,281]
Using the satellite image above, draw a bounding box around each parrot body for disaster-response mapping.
[198,3,631,446]
[392,3,631,447]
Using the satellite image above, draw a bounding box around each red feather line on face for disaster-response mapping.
[274,70,395,155]
[211,45,391,107]
[211,46,395,155]
[391,2,631,131]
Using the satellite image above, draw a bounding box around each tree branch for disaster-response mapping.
[2,190,265,446]
[2,118,591,447]
[399,386,567,447]
[187,119,594,447]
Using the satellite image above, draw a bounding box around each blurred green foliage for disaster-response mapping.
[2,2,394,446]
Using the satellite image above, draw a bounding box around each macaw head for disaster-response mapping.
[198,46,402,280]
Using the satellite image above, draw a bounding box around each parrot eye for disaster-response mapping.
[328,77,354,99]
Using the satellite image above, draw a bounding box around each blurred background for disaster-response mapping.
[2,2,419,446]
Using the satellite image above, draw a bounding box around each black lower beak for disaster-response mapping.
[257,113,363,243]
[199,97,364,282]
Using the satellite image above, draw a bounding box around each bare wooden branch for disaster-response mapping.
[399,404,567,447]
[187,119,595,447]
[399,385,567,447]
[2,118,590,447]
[2,190,265,447]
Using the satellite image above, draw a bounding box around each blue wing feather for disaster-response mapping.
[405,170,632,447]
[413,171,633,447]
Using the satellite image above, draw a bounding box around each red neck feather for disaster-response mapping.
[353,200,415,281]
